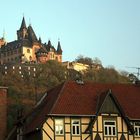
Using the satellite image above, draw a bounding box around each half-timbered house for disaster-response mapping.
[7,81,140,140]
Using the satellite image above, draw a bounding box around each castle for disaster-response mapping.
[0,17,62,64]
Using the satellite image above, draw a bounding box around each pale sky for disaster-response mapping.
[0,0,140,73]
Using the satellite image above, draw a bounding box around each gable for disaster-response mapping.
[99,93,120,114]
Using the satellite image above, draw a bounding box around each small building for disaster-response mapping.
[63,61,102,73]
[63,61,89,72]
[7,81,140,140]
[0,86,8,140]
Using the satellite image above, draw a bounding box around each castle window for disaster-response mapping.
[104,120,116,136]
[60,56,62,60]
[14,50,17,54]
[71,120,80,135]
[11,51,13,55]
[27,49,30,53]
[55,119,64,135]
[134,122,140,137]
[7,52,10,56]
[4,53,6,57]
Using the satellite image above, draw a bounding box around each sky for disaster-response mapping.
[0,0,140,73]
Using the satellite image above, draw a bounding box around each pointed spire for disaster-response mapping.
[2,29,5,40]
[20,16,26,29]
[3,29,5,39]
[27,25,38,42]
[48,40,52,46]
[57,41,62,54]
[39,37,42,43]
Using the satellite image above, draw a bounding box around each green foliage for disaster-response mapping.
[82,67,130,83]
[0,58,130,132]
[75,55,102,65]
[0,60,67,131]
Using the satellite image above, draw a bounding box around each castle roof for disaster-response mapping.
[0,39,32,52]
[27,25,38,43]
[36,46,48,57]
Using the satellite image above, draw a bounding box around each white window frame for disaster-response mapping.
[104,120,116,136]
[55,119,64,135]
[71,119,80,135]
[17,128,23,140]
[134,122,140,137]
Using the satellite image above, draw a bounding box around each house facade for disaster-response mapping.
[7,81,140,140]
[0,17,62,65]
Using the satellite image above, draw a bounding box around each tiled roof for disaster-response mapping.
[27,25,38,42]
[36,46,48,55]
[0,39,32,52]
[24,81,140,133]
[44,40,56,52]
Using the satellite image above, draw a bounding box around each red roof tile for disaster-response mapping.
[25,81,140,133]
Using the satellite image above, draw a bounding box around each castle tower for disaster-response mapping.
[0,37,5,47]
[17,17,28,40]
[56,41,62,62]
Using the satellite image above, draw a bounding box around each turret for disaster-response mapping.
[38,37,42,43]
[20,16,26,30]
[17,17,28,40]
[57,41,62,54]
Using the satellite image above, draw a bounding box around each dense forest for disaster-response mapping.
[0,56,133,132]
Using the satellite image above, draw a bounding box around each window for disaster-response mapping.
[134,122,140,137]
[14,50,17,54]
[55,119,64,135]
[104,120,116,136]
[17,128,23,140]
[27,49,30,53]
[71,120,80,135]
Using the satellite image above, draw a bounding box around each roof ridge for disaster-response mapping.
[49,81,68,114]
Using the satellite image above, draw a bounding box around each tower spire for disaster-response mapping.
[20,16,26,29]
[57,40,62,54]
[2,29,5,40]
